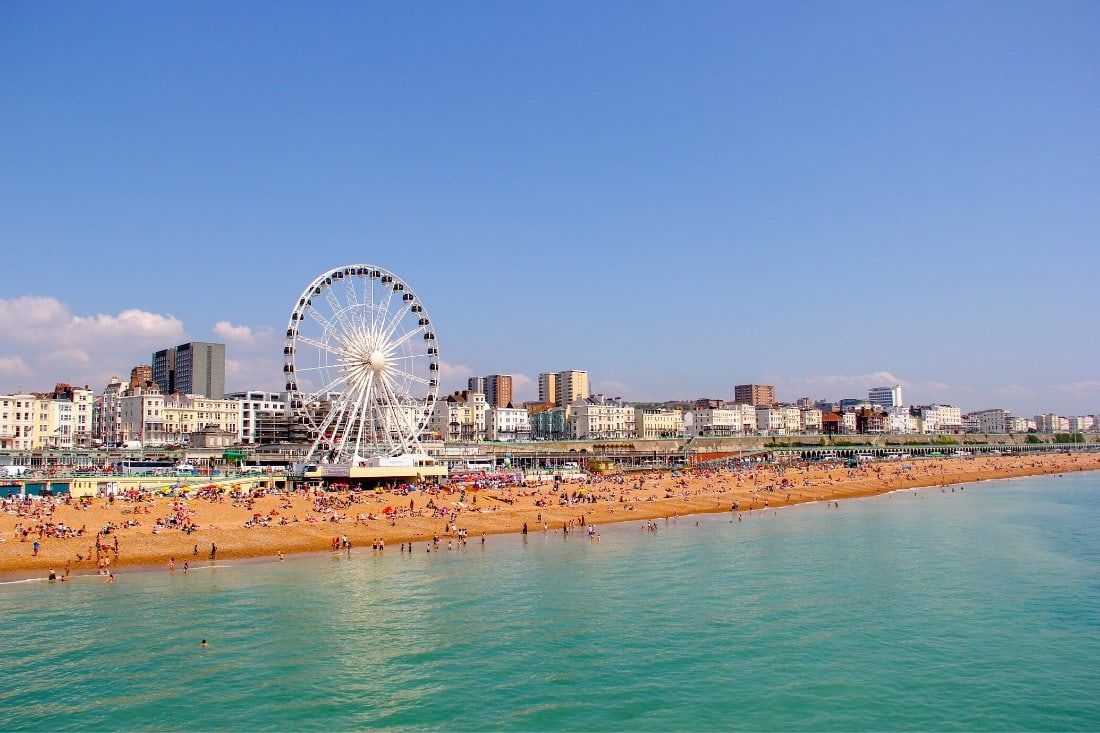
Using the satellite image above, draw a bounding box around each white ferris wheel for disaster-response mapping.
[284,265,440,466]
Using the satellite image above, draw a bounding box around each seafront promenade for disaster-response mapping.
[3,452,1097,580]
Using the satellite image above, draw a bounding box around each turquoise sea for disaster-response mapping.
[2,472,1099,731]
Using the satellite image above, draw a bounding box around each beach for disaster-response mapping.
[3,452,1097,580]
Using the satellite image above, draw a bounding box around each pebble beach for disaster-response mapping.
[3,452,1097,581]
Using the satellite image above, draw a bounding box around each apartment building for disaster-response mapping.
[570,396,634,440]
[734,384,775,406]
[635,408,683,439]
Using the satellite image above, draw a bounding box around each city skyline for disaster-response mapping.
[1,3,1097,416]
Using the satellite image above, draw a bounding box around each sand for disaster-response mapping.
[3,452,1097,581]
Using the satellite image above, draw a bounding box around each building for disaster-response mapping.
[918,404,962,433]
[868,385,904,408]
[537,373,557,405]
[119,385,167,446]
[226,391,288,445]
[685,407,741,437]
[885,406,917,434]
[755,407,785,435]
[635,408,683,439]
[971,408,1011,434]
[428,390,487,442]
[487,404,531,441]
[95,377,128,447]
[0,394,37,451]
[152,341,226,398]
[33,384,94,449]
[529,405,567,440]
[129,365,153,391]
[468,374,514,409]
[569,396,634,440]
[1034,413,1070,434]
[800,407,823,433]
[557,370,589,411]
[1006,416,1031,434]
[734,384,775,407]
[1068,416,1096,433]
[162,394,239,444]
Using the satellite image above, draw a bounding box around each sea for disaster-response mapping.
[2,471,1098,731]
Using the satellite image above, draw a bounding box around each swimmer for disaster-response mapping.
[201,639,208,647]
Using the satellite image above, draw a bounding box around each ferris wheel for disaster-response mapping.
[283,265,440,465]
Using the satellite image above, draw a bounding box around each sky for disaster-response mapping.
[1,1,1097,417]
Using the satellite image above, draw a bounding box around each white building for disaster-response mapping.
[95,377,128,446]
[755,407,785,435]
[799,408,823,433]
[685,407,740,437]
[919,404,962,433]
[119,387,167,446]
[429,391,488,442]
[487,404,531,441]
[1005,416,1031,434]
[227,390,288,444]
[868,385,904,408]
[1068,416,1096,433]
[971,409,1010,434]
[1034,413,1070,433]
[885,406,918,434]
[570,396,635,440]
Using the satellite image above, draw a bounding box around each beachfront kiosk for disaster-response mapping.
[284,264,448,489]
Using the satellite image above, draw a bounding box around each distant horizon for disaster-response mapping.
[2,3,1097,416]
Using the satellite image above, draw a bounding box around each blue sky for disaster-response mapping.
[1,1,1097,416]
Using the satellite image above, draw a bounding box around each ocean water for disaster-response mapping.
[2,472,1098,731]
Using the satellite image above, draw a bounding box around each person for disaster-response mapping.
[105,573,116,584]
[168,558,175,571]
[522,522,528,535]
[32,540,40,556]
[48,569,57,581]
[201,639,208,647]
[209,543,217,560]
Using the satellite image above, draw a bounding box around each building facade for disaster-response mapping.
[734,384,775,406]
[570,396,634,440]
[152,342,226,398]
[868,385,904,408]
[635,409,683,439]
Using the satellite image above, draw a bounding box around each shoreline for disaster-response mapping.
[3,452,1098,583]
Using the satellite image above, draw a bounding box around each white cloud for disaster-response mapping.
[0,355,34,384]
[0,296,187,393]
[438,360,475,395]
[213,321,256,345]
[766,371,908,400]
[593,379,634,399]
[511,373,536,401]
[1051,380,1100,395]
[991,384,1036,399]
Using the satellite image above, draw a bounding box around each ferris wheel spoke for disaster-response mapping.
[303,305,343,341]
[344,275,361,310]
[387,366,431,386]
[337,376,370,461]
[378,300,413,345]
[351,373,374,461]
[372,282,397,344]
[298,371,350,404]
[380,375,416,452]
[382,324,427,355]
[323,287,359,337]
[295,334,348,359]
